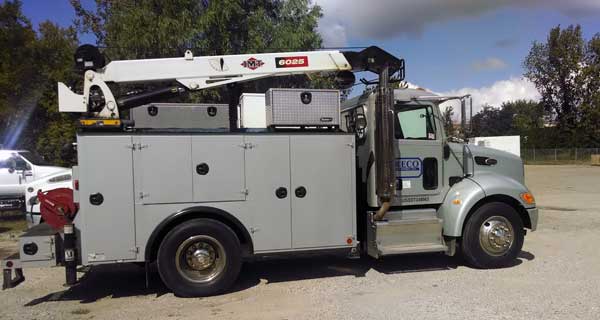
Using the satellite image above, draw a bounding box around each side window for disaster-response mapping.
[14,156,29,170]
[395,105,436,140]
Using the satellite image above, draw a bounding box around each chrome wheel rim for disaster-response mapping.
[175,235,226,283]
[479,216,514,256]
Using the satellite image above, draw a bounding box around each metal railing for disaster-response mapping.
[522,148,600,164]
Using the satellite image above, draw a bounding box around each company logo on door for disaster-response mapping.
[395,158,422,178]
[276,56,309,68]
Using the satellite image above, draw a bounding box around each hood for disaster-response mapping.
[468,145,524,184]
[29,168,72,186]
[35,166,70,179]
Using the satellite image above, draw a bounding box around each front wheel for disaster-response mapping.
[461,202,525,268]
[157,219,242,297]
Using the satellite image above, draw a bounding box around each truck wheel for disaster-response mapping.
[461,202,524,269]
[157,219,242,297]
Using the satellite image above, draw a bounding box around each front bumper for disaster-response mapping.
[527,207,538,231]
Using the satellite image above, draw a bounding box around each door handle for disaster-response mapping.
[295,186,307,198]
[196,163,209,175]
[275,187,288,199]
[89,193,104,206]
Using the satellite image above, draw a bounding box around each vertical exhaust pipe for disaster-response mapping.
[373,66,396,221]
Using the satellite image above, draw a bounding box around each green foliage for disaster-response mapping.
[470,104,515,137]
[0,0,36,129]
[442,106,455,138]
[70,0,334,102]
[524,24,600,147]
[470,100,548,148]
[0,1,78,166]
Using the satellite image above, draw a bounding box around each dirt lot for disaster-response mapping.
[1,165,600,320]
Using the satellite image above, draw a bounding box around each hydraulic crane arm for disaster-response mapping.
[58,45,404,119]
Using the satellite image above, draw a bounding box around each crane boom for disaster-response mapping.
[58,45,404,120]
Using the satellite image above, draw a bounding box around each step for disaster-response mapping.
[377,217,442,226]
[378,243,447,256]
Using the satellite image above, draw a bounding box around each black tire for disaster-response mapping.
[157,219,242,297]
[461,202,525,269]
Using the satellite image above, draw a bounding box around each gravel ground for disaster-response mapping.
[1,165,600,320]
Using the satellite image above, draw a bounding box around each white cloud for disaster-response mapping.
[438,77,541,118]
[316,0,600,46]
[471,57,508,71]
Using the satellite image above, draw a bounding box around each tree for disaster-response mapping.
[579,34,600,146]
[0,0,36,147]
[70,0,335,126]
[442,106,456,137]
[470,104,515,137]
[524,25,600,147]
[0,1,79,165]
[31,22,80,165]
[501,100,546,148]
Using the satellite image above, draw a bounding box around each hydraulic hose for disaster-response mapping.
[373,200,391,221]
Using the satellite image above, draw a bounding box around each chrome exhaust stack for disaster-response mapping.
[373,65,397,221]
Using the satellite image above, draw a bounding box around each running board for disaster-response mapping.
[378,244,447,256]
[366,211,447,259]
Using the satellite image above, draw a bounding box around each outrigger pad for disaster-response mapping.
[2,268,24,290]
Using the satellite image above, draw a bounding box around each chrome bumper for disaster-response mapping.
[527,207,538,231]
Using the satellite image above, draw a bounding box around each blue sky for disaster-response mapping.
[18,0,600,110]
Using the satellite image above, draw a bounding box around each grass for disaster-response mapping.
[0,211,27,234]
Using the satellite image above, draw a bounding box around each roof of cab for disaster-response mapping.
[341,88,438,112]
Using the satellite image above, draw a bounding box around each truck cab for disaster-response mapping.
[342,88,538,265]
[0,150,68,211]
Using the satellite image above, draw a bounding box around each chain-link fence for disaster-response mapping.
[522,148,600,164]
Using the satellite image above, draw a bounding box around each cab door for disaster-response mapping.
[393,103,444,205]
[0,157,21,195]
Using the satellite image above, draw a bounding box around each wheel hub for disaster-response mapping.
[175,235,226,283]
[187,247,214,270]
[479,216,514,256]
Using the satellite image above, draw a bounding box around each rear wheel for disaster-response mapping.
[461,202,524,268]
[157,219,242,297]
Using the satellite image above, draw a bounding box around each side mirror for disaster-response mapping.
[61,142,77,162]
[7,157,17,173]
[462,144,474,177]
[356,115,367,131]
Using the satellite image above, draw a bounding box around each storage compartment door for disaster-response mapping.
[192,136,245,202]
[136,136,193,204]
[290,135,356,249]
[78,135,137,262]
[244,136,291,251]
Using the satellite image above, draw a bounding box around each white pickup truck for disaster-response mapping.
[0,150,68,211]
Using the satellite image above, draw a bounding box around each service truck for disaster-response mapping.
[1,45,538,296]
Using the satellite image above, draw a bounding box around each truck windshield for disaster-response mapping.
[19,151,50,166]
[394,104,436,140]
